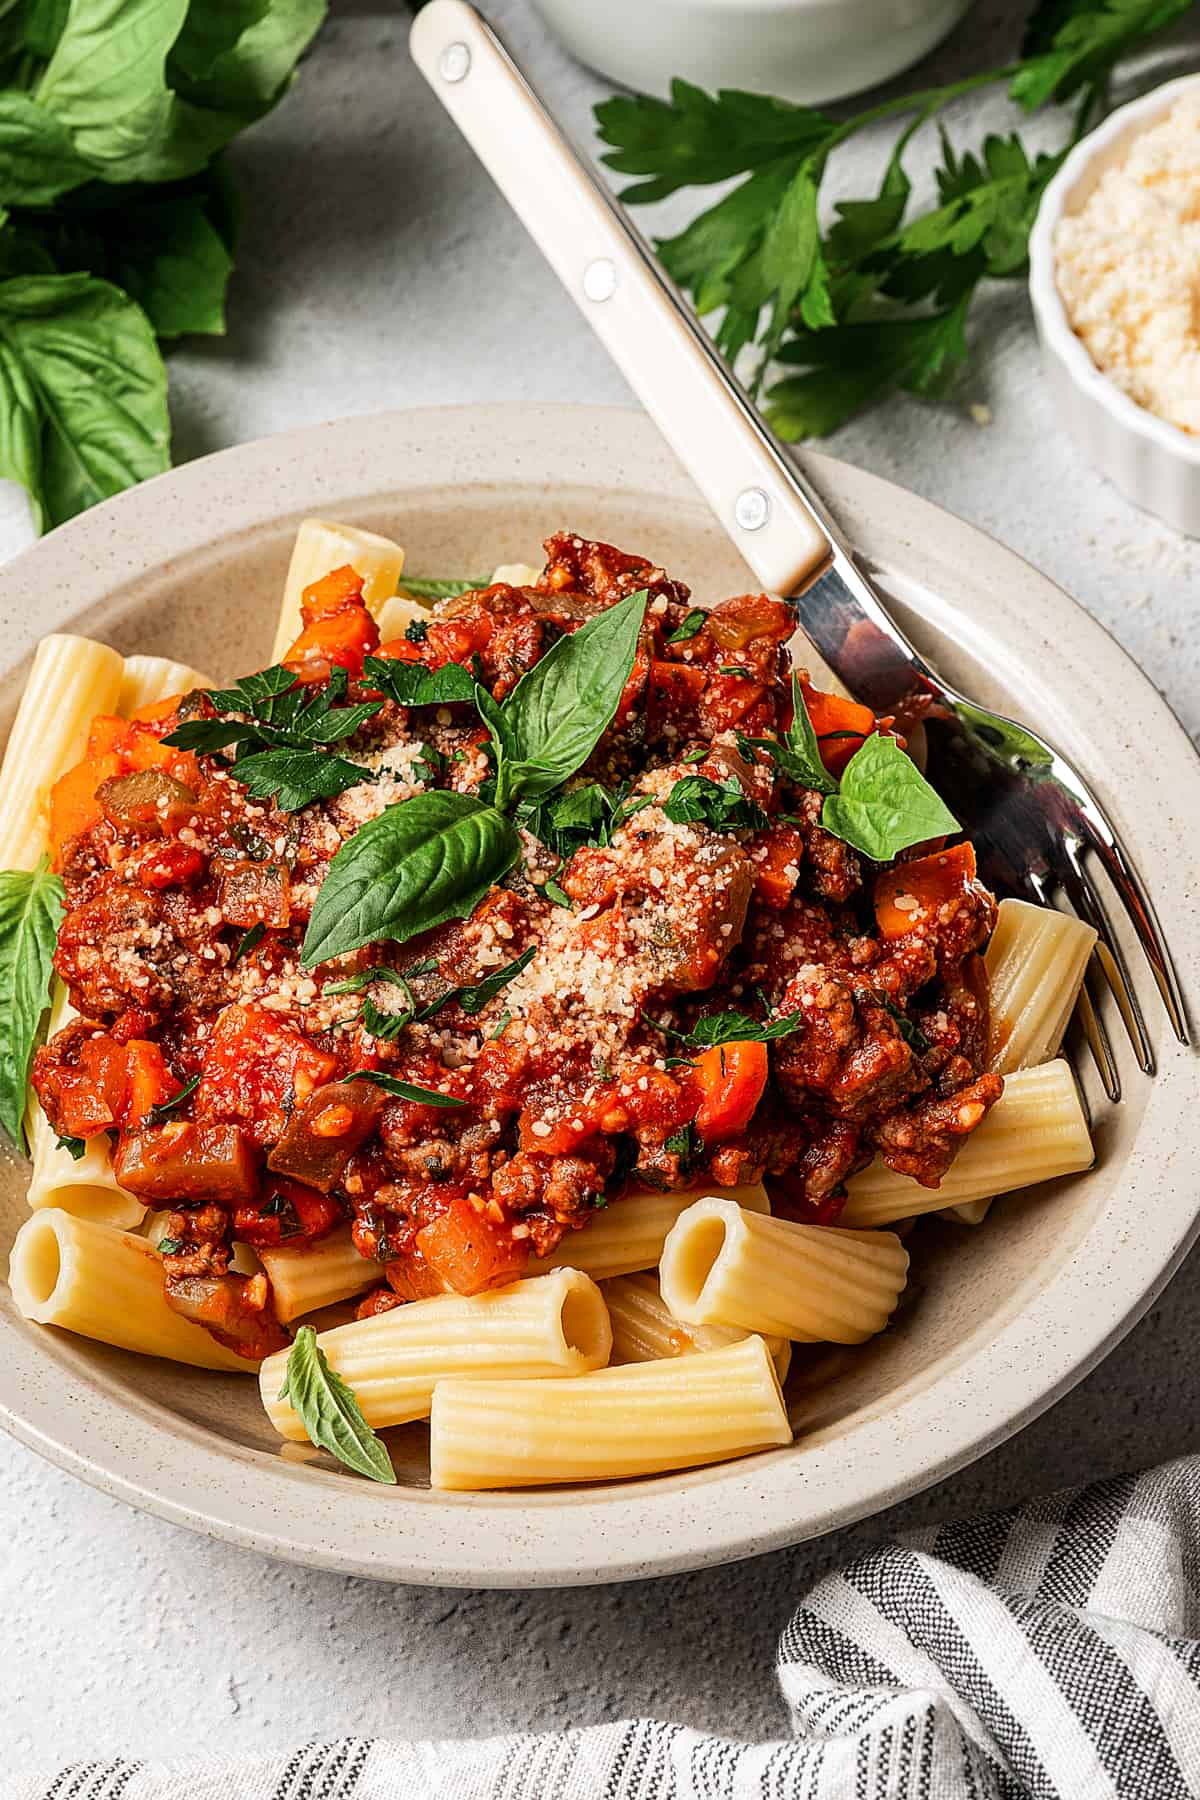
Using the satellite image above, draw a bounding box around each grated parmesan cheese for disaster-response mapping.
[1055,95,1200,434]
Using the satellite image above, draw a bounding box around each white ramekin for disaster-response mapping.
[1028,73,1200,537]
[531,0,973,108]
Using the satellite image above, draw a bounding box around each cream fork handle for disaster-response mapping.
[409,0,833,598]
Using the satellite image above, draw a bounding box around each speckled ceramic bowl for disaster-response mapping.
[0,404,1196,1587]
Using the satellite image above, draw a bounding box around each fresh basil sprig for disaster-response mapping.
[362,656,476,708]
[666,608,707,645]
[302,791,521,966]
[346,1070,467,1108]
[165,664,380,812]
[645,1006,805,1048]
[424,945,536,1019]
[738,672,837,795]
[0,858,64,1150]
[144,1072,201,1126]
[822,733,958,861]
[479,586,649,810]
[278,1325,396,1485]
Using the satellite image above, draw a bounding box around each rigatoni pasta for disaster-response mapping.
[0,634,123,869]
[660,1200,909,1344]
[271,518,406,661]
[8,1209,249,1371]
[257,1226,379,1323]
[986,898,1097,1073]
[116,654,215,717]
[603,1271,791,1382]
[531,1182,769,1281]
[429,1336,792,1490]
[840,1061,1093,1228]
[260,1267,611,1439]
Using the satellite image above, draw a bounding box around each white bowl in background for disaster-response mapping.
[0,403,1197,1586]
[531,0,973,107]
[1029,74,1200,537]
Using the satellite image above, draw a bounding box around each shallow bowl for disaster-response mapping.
[0,402,1197,1586]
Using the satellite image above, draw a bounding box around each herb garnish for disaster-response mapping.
[301,791,521,966]
[360,995,416,1042]
[478,586,649,810]
[346,1070,467,1108]
[156,1236,185,1256]
[56,1134,86,1161]
[144,1072,201,1126]
[645,1007,805,1048]
[362,656,476,708]
[593,0,1189,435]
[662,773,769,831]
[666,609,707,644]
[422,946,537,1019]
[278,1325,396,1485]
[0,858,64,1150]
[822,733,957,861]
[398,576,490,600]
[165,664,380,812]
[738,673,837,795]
[231,922,266,965]
[880,997,931,1054]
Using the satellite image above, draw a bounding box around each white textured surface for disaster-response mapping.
[5,0,1200,1766]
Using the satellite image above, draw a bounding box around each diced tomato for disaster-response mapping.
[753,825,806,909]
[372,637,423,664]
[423,615,490,667]
[299,564,364,623]
[196,1004,338,1148]
[55,1034,129,1136]
[357,1286,405,1318]
[875,842,976,940]
[415,1197,528,1296]
[233,1177,343,1249]
[797,677,877,776]
[647,657,705,733]
[48,751,121,860]
[124,1039,177,1124]
[283,605,380,680]
[137,843,206,889]
[690,1040,768,1140]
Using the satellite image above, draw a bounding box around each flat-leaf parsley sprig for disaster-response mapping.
[593,0,1193,436]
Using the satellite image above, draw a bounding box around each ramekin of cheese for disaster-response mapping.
[1029,74,1200,536]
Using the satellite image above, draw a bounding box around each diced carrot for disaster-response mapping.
[690,1040,768,1140]
[48,750,121,860]
[373,637,423,663]
[299,564,364,623]
[284,604,380,679]
[416,1197,529,1296]
[797,676,877,775]
[123,1040,177,1124]
[128,696,183,725]
[753,825,806,909]
[875,841,976,939]
[85,715,127,758]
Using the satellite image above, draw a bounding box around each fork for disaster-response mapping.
[410,0,1187,1099]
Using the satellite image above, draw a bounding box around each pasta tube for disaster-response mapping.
[257,1226,376,1323]
[839,1061,1093,1228]
[986,898,1097,1074]
[530,1180,769,1282]
[271,519,406,662]
[490,561,542,586]
[429,1336,791,1490]
[660,1200,908,1345]
[603,1272,791,1383]
[8,1208,248,1371]
[116,654,214,716]
[0,634,123,870]
[260,1267,611,1440]
[374,593,428,643]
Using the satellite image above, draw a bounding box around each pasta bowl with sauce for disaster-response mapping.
[0,403,1196,1585]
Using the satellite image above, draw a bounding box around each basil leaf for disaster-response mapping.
[278,1325,396,1485]
[485,586,649,809]
[0,272,169,531]
[821,733,958,861]
[231,922,266,965]
[56,1132,86,1161]
[346,1070,466,1108]
[666,608,707,644]
[362,656,476,708]
[144,1071,200,1126]
[521,782,614,859]
[542,877,571,909]
[0,95,91,206]
[449,944,535,1016]
[0,858,64,1150]
[156,1235,185,1255]
[685,1008,805,1047]
[398,575,489,600]
[359,994,413,1042]
[662,774,768,831]
[326,966,415,996]
[302,791,521,966]
[739,672,837,794]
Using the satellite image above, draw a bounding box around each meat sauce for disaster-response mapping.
[32,532,1002,1356]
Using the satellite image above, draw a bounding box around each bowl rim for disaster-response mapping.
[0,400,1197,1587]
[1028,70,1200,465]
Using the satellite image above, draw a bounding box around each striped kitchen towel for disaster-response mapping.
[12,1455,1200,1800]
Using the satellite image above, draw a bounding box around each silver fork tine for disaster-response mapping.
[1080,821,1188,1044]
[1060,844,1154,1074]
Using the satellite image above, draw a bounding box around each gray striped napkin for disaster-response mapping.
[11,1455,1200,1799]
